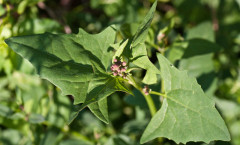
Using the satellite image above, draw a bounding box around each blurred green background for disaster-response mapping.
[0,0,240,145]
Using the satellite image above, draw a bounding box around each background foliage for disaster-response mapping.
[0,0,240,145]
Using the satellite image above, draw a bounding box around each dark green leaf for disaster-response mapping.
[68,75,132,124]
[5,26,131,124]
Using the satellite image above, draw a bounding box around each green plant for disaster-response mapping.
[3,0,232,144]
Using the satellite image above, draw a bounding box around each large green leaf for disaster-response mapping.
[140,54,230,144]
[5,26,131,124]
[5,26,115,104]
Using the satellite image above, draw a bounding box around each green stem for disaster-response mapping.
[144,93,157,116]
[127,75,157,116]
[150,91,166,97]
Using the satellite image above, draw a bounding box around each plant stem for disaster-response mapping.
[150,91,166,97]
[127,75,157,116]
[143,93,157,116]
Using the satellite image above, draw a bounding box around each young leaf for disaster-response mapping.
[129,0,160,84]
[130,43,160,84]
[112,39,129,62]
[140,53,230,144]
[131,0,158,47]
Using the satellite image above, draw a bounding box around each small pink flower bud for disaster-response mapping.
[113,72,118,76]
[143,85,150,95]
[111,64,120,71]
[114,59,118,62]
[121,68,126,72]
[122,61,127,66]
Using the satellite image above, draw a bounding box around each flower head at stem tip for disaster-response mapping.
[111,58,128,79]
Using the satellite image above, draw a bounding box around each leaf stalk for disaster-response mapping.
[127,75,157,116]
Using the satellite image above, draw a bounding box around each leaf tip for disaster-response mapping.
[102,119,109,124]
[140,134,148,144]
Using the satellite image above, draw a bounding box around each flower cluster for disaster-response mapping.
[111,59,128,79]
[143,85,151,95]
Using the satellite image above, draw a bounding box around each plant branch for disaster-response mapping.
[150,91,166,97]
[127,75,157,116]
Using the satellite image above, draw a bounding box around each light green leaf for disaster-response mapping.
[166,41,188,63]
[17,0,28,14]
[179,54,215,78]
[128,0,160,84]
[112,39,129,62]
[140,54,230,144]
[130,43,160,84]
[142,69,158,84]
[166,39,222,63]
[0,5,6,16]
[186,21,215,42]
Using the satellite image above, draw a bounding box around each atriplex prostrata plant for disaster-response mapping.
[5,0,230,144]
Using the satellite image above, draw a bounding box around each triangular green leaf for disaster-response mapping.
[5,26,116,104]
[140,54,230,144]
[5,26,131,124]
